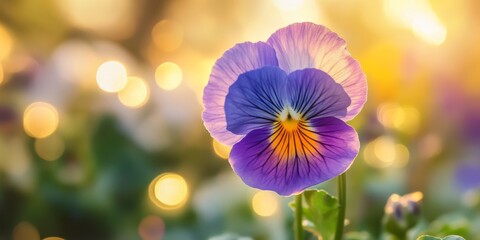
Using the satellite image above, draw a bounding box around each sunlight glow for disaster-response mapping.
[96,61,128,93]
[118,76,150,108]
[155,62,182,91]
[252,191,278,217]
[149,173,188,210]
[24,102,59,139]
[384,0,446,45]
[411,16,447,46]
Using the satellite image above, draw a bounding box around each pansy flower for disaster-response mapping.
[203,22,367,196]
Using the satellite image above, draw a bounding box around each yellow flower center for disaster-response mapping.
[269,107,320,160]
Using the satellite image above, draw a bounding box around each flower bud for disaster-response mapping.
[383,192,423,238]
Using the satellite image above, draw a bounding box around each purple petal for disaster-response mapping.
[287,68,350,120]
[225,67,288,135]
[267,22,367,121]
[203,42,279,146]
[229,116,359,196]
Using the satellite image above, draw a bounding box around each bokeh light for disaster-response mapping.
[252,191,278,217]
[34,134,65,161]
[42,238,65,240]
[149,173,189,210]
[118,76,150,108]
[96,61,128,93]
[12,222,40,240]
[373,136,396,165]
[155,62,182,91]
[377,103,420,134]
[152,19,183,52]
[138,215,165,240]
[364,136,410,168]
[0,23,13,61]
[23,102,59,139]
[212,139,231,159]
[377,103,403,128]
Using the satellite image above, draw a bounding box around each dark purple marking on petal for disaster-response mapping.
[287,68,350,120]
[225,66,288,135]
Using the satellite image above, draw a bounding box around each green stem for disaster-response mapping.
[334,173,347,240]
[294,193,303,240]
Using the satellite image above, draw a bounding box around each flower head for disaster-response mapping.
[202,22,367,196]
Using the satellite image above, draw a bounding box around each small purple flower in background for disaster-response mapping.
[202,22,367,196]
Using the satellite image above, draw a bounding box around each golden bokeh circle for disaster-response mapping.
[96,61,128,93]
[252,191,278,217]
[118,76,150,108]
[23,102,59,139]
[148,173,189,210]
[155,62,182,91]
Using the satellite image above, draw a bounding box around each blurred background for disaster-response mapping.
[0,0,479,239]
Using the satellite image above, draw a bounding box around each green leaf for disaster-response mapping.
[293,190,340,240]
[416,235,465,240]
[425,214,470,237]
